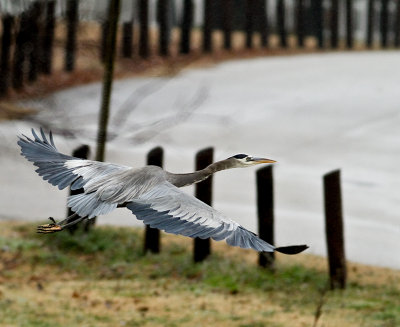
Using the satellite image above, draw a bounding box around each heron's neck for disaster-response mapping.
[166,160,233,188]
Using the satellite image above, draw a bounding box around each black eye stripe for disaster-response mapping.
[233,154,247,159]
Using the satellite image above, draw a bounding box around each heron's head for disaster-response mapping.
[228,154,276,168]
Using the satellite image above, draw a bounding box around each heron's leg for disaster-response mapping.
[37,212,87,234]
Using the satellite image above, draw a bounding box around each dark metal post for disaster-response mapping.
[245,0,255,49]
[395,0,400,47]
[345,0,353,49]
[139,0,149,58]
[277,0,287,48]
[12,11,29,89]
[121,22,133,57]
[180,0,193,54]
[144,147,163,253]
[257,166,274,268]
[366,0,374,48]
[157,0,170,56]
[380,0,389,48]
[259,0,269,48]
[324,170,347,290]
[193,147,213,262]
[313,0,324,49]
[28,1,42,82]
[330,0,339,48]
[0,15,13,96]
[222,0,233,50]
[67,145,90,234]
[65,0,78,71]
[41,0,55,74]
[296,0,305,48]
[203,0,213,53]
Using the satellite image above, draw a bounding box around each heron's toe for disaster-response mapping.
[37,223,63,234]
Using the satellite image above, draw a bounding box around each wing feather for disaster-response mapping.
[18,128,131,191]
[127,182,277,252]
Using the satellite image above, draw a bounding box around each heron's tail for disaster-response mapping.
[274,245,309,255]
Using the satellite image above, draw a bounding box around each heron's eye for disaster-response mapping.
[245,156,252,162]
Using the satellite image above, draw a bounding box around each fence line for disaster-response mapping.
[1,0,400,97]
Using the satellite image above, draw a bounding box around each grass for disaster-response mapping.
[0,222,399,327]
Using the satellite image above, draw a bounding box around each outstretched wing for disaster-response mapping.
[18,128,131,191]
[127,182,307,254]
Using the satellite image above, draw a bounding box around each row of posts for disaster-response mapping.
[70,144,346,290]
[2,0,400,97]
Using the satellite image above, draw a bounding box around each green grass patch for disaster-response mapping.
[0,223,399,327]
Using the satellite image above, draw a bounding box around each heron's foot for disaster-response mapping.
[37,217,63,234]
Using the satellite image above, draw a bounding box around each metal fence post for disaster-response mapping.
[277,0,287,48]
[65,0,78,72]
[345,0,353,49]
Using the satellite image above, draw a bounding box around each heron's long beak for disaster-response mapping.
[251,157,276,164]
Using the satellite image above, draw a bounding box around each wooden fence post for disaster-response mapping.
[345,0,353,49]
[395,0,400,47]
[259,0,269,48]
[245,0,255,49]
[144,147,163,253]
[221,0,233,50]
[193,147,213,262]
[139,0,149,58]
[121,21,133,58]
[277,0,287,48]
[157,0,170,56]
[180,0,193,54]
[330,0,339,48]
[67,145,90,233]
[257,166,274,269]
[0,15,13,96]
[203,0,213,53]
[380,0,389,48]
[41,0,55,74]
[65,0,78,71]
[323,170,346,290]
[296,0,305,48]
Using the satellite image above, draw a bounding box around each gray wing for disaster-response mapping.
[126,182,276,252]
[18,128,133,217]
[18,128,131,191]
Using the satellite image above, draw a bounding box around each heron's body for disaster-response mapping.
[18,128,307,255]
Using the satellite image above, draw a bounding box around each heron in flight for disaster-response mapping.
[18,128,308,255]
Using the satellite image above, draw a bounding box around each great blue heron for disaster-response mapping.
[18,128,308,255]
